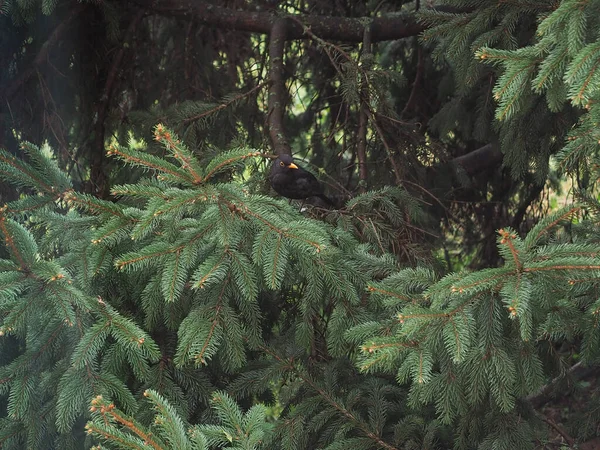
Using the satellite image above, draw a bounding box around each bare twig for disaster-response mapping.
[365,109,402,185]
[511,181,544,230]
[538,413,576,447]
[356,108,369,192]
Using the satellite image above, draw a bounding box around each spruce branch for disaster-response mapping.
[498,228,522,271]
[193,251,229,290]
[71,321,111,369]
[111,184,172,200]
[359,341,418,372]
[182,81,267,125]
[238,203,324,252]
[448,269,512,294]
[494,64,538,121]
[153,124,204,184]
[525,205,581,248]
[202,149,264,183]
[116,243,177,271]
[63,190,129,218]
[301,373,400,450]
[526,361,596,409]
[0,148,55,194]
[107,144,195,185]
[163,249,183,303]
[523,263,600,272]
[257,343,399,450]
[533,45,569,92]
[87,395,166,450]
[4,197,56,215]
[367,285,413,302]
[195,303,222,367]
[0,212,30,270]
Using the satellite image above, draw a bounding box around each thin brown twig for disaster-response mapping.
[364,108,402,185]
[289,15,409,189]
[539,413,576,447]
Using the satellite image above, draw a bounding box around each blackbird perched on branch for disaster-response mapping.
[269,154,334,206]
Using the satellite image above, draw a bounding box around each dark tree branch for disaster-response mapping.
[1,5,85,102]
[527,362,597,409]
[538,413,576,447]
[401,46,424,118]
[452,143,503,176]
[267,18,291,156]
[511,181,544,230]
[356,26,372,193]
[91,9,145,197]
[139,1,423,161]
[152,0,423,42]
[356,109,369,191]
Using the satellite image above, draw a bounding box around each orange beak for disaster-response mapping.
[288,163,299,169]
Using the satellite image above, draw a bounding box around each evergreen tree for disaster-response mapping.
[2,0,600,449]
[1,124,600,448]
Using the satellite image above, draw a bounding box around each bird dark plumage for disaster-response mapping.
[269,154,334,206]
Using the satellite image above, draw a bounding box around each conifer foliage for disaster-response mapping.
[1,123,600,449]
[0,126,411,448]
[3,0,600,448]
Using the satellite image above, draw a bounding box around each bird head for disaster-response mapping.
[276,154,298,171]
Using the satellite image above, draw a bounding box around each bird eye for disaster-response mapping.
[279,161,285,166]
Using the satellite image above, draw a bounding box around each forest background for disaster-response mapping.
[1,0,600,449]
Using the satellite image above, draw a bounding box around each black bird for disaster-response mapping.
[269,154,334,206]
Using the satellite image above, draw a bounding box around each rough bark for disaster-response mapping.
[267,18,291,156]
[152,0,424,42]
